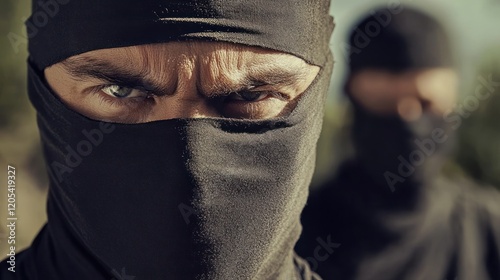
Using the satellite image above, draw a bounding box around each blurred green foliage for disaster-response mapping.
[0,0,47,257]
[454,47,500,188]
[0,0,31,129]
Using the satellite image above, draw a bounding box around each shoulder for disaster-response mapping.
[433,177,500,277]
[442,177,500,223]
[458,179,500,246]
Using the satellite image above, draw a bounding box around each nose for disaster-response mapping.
[415,69,458,115]
[397,69,458,121]
[145,56,221,121]
[395,73,426,122]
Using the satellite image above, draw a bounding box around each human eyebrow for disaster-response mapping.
[248,67,310,88]
[60,58,168,94]
[205,67,311,98]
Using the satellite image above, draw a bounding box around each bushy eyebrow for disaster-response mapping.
[247,67,309,88]
[61,56,311,96]
[61,57,169,94]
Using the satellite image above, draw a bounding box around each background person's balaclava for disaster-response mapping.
[345,7,455,192]
[24,1,334,279]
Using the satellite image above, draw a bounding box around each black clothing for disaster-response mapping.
[1,0,334,279]
[27,0,333,71]
[350,100,453,192]
[295,94,500,280]
[296,159,500,280]
[296,6,500,280]
[2,58,332,279]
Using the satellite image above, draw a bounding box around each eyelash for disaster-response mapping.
[91,85,152,108]
[92,84,284,101]
[89,84,289,120]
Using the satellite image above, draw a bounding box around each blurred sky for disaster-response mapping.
[328,0,500,101]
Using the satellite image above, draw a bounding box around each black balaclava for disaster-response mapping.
[13,1,334,280]
[346,7,455,192]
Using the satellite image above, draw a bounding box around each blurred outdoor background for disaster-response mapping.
[1,0,499,256]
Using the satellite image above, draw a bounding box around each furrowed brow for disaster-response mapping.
[206,67,310,97]
[248,67,309,87]
[60,58,167,94]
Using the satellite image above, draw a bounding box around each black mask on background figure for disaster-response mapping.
[350,100,454,191]
[24,1,334,279]
[345,8,456,191]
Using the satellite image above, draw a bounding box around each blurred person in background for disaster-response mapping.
[296,6,500,280]
[0,0,334,279]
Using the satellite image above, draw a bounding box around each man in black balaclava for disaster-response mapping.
[296,6,500,280]
[0,1,334,279]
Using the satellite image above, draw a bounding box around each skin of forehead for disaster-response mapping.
[61,42,313,96]
[44,41,320,122]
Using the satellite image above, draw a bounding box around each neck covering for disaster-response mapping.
[12,1,334,279]
[350,100,454,193]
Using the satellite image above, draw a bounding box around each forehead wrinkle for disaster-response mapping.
[129,45,179,94]
[60,55,142,89]
[238,55,310,92]
[198,45,250,96]
[173,49,197,97]
[59,48,162,94]
[120,47,151,85]
[59,42,312,99]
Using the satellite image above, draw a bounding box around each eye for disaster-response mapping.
[101,85,146,99]
[226,91,271,102]
[219,90,291,119]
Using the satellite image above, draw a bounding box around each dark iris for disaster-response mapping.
[238,91,262,101]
